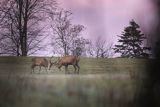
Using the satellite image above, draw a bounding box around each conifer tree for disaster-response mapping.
[113,20,151,58]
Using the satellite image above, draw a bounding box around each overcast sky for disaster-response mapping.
[56,0,157,42]
[41,0,158,56]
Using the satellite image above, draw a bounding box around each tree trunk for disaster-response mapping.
[23,0,29,56]
[19,0,28,56]
[18,0,24,56]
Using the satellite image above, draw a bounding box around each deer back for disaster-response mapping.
[58,55,79,65]
[32,57,48,67]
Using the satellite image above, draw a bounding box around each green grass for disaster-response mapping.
[0,56,150,107]
[0,74,141,107]
[0,56,149,75]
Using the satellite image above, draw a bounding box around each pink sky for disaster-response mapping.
[56,0,157,43]
[40,0,158,56]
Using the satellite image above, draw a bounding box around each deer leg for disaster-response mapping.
[32,68,34,74]
[73,65,77,74]
[45,67,48,74]
[31,65,35,74]
[39,66,41,74]
[65,65,68,74]
[76,64,80,74]
[58,65,62,71]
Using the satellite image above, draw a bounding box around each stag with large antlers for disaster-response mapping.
[31,57,54,73]
[55,55,80,74]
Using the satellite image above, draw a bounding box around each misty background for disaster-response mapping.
[0,0,158,57]
[40,0,158,56]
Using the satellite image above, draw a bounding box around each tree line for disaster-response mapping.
[0,0,151,58]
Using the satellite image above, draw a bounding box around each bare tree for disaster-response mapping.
[71,38,90,56]
[0,0,57,56]
[87,36,114,58]
[49,9,88,56]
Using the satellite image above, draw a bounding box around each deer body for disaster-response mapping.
[31,57,53,73]
[56,55,80,74]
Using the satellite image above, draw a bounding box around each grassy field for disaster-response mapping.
[0,56,149,74]
[0,56,150,107]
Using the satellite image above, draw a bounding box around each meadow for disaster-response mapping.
[0,56,150,107]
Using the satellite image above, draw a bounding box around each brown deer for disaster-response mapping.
[31,57,54,73]
[55,55,80,74]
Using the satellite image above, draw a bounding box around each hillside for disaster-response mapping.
[0,57,151,107]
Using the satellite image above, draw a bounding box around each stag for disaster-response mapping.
[31,57,54,73]
[55,55,80,74]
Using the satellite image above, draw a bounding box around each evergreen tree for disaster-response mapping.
[113,20,151,58]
